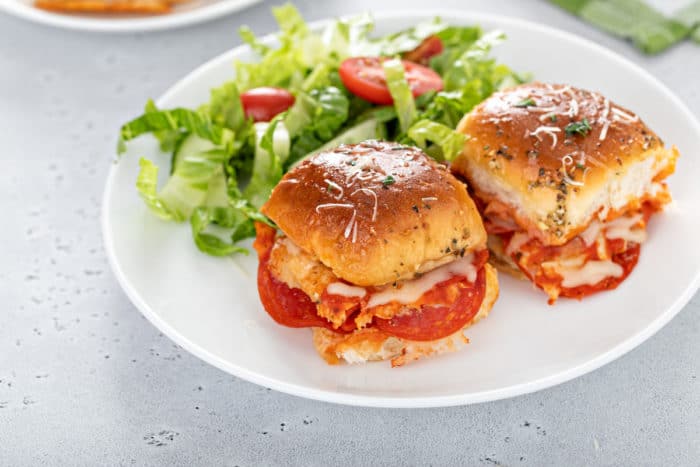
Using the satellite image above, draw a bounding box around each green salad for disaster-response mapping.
[117,3,525,257]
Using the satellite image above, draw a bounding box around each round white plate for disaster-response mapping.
[103,11,700,407]
[0,0,260,32]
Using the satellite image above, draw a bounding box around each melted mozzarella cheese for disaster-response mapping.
[279,236,301,255]
[326,282,367,298]
[366,254,477,308]
[579,220,602,246]
[605,213,646,243]
[560,260,623,288]
[506,232,530,256]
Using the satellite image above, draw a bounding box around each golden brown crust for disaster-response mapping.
[312,263,499,366]
[262,141,487,286]
[452,82,678,245]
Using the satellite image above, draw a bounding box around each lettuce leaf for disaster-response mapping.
[135,134,230,222]
[383,59,417,134]
[207,81,246,131]
[118,105,233,154]
[190,206,252,256]
[417,29,526,130]
[284,86,350,164]
[243,119,290,209]
[322,12,374,58]
[289,117,388,169]
[135,158,183,221]
[143,100,185,153]
[284,86,349,138]
[234,3,327,91]
[407,120,466,162]
[358,17,448,56]
[442,30,507,92]
[430,26,483,75]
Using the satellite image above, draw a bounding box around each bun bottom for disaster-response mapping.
[486,234,527,280]
[312,264,499,367]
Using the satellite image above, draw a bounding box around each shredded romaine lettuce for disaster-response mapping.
[117,3,523,257]
[207,82,247,131]
[284,86,350,165]
[358,17,448,56]
[289,117,388,169]
[118,105,232,154]
[244,120,290,209]
[442,30,507,92]
[134,135,229,223]
[190,206,253,256]
[407,120,466,162]
[383,59,417,134]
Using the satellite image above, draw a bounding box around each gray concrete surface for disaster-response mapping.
[1,0,699,465]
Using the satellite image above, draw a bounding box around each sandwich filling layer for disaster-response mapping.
[254,222,490,343]
[484,195,667,303]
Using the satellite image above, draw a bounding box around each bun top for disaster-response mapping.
[262,140,487,286]
[452,82,676,243]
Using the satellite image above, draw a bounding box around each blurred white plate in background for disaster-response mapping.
[0,0,260,32]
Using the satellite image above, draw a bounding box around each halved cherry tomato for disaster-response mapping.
[339,57,444,105]
[403,35,444,64]
[240,87,295,122]
[373,268,486,341]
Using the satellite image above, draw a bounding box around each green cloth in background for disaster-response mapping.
[675,1,700,43]
[550,0,700,53]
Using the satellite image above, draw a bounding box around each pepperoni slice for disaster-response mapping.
[257,249,350,332]
[254,223,351,332]
[505,229,642,302]
[373,268,486,341]
[558,243,640,300]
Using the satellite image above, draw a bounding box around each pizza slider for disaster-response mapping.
[254,140,498,366]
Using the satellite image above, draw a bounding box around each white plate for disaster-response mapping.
[0,0,260,32]
[103,11,700,407]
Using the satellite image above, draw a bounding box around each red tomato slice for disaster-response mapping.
[339,57,444,105]
[373,268,487,342]
[240,87,295,122]
[403,35,444,64]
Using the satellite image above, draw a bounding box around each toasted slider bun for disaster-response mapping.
[451,82,678,303]
[263,140,487,286]
[485,234,526,280]
[256,141,497,366]
[452,81,678,245]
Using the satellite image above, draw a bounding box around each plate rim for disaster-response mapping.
[0,0,261,32]
[102,9,700,408]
